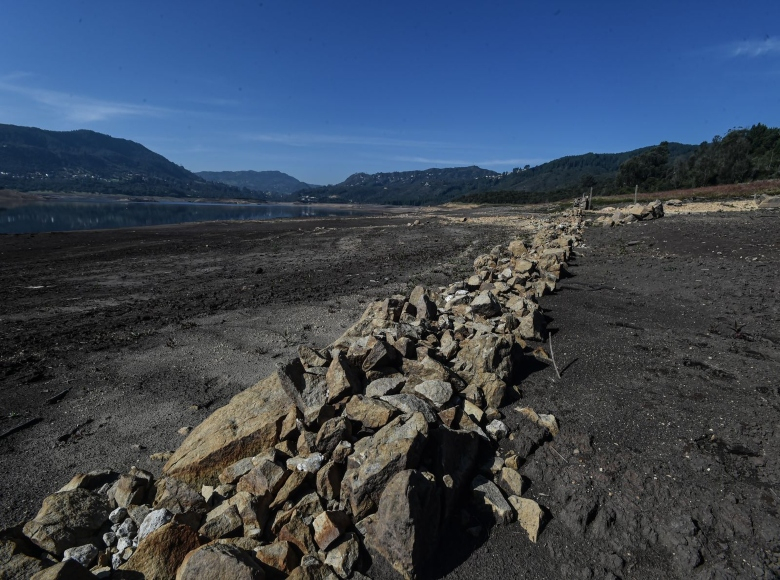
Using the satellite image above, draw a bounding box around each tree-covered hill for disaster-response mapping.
[196,170,316,194]
[300,166,500,205]
[0,124,252,199]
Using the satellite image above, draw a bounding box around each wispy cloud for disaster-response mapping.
[241,132,455,149]
[728,37,780,58]
[0,78,171,122]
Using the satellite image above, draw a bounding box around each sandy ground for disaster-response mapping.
[1,201,779,578]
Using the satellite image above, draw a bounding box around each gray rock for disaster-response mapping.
[380,394,438,424]
[108,507,127,524]
[62,543,98,568]
[324,532,360,578]
[365,376,405,398]
[341,412,429,520]
[116,518,136,539]
[102,531,116,547]
[365,470,441,580]
[486,419,509,440]
[471,475,514,525]
[316,417,352,456]
[287,452,325,473]
[136,508,172,543]
[413,380,453,410]
[469,291,501,318]
[116,536,132,554]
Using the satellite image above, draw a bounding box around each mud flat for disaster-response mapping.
[1,203,779,578]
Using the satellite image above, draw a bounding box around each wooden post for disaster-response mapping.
[588,187,593,210]
[634,185,638,204]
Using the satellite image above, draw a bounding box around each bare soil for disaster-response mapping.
[1,205,778,579]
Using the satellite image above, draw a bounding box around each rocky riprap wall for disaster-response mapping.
[593,200,664,227]
[0,212,586,580]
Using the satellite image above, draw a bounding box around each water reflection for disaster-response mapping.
[0,200,368,234]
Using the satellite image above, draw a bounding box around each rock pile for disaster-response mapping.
[1,214,584,580]
[593,200,664,227]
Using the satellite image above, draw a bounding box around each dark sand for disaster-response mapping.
[1,206,778,578]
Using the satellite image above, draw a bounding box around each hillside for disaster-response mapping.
[457,125,780,204]
[492,142,697,194]
[302,166,500,205]
[196,170,316,194]
[0,124,251,199]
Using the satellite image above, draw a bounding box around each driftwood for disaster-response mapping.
[45,388,71,405]
[0,417,42,440]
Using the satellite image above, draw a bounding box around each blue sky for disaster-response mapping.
[1,1,779,184]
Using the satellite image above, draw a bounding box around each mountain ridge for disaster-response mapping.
[196,170,316,195]
[0,123,250,199]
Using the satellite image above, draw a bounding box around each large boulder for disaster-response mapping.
[455,333,516,407]
[163,371,296,486]
[120,523,201,580]
[365,470,441,580]
[29,560,95,580]
[341,413,429,520]
[176,543,265,579]
[0,537,51,579]
[23,489,110,557]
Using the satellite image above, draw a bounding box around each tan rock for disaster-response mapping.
[23,489,110,557]
[365,470,440,580]
[111,467,154,508]
[270,493,323,535]
[163,371,296,486]
[120,523,201,579]
[269,470,310,509]
[324,533,360,578]
[218,457,256,485]
[508,496,543,542]
[228,491,269,533]
[344,396,396,429]
[316,461,345,501]
[508,240,528,257]
[516,406,559,436]
[325,352,362,403]
[58,470,118,493]
[30,560,95,579]
[312,511,351,551]
[199,503,243,539]
[278,517,316,555]
[236,459,289,497]
[255,540,300,575]
[497,467,526,497]
[153,477,208,518]
[1,538,51,579]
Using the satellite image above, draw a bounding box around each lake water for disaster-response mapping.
[0,200,372,234]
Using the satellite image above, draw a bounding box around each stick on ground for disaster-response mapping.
[549,334,562,379]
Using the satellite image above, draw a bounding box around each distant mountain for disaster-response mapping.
[196,170,316,194]
[294,146,700,206]
[302,166,500,205]
[0,124,252,199]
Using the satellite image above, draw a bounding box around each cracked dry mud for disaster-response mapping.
[1,205,779,579]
